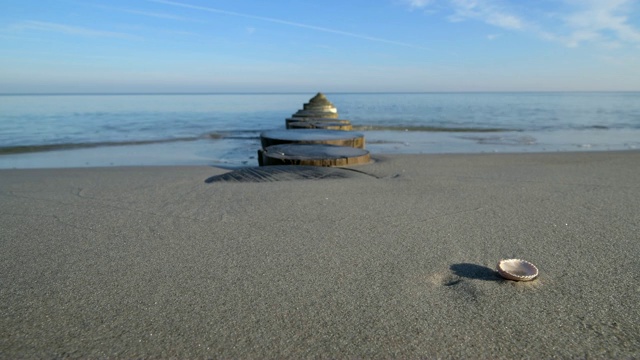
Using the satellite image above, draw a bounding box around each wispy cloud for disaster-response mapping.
[9,21,138,40]
[560,0,640,47]
[404,0,435,10]
[400,0,525,30]
[401,0,640,47]
[117,8,194,22]
[150,0,430,50]
[93,4,197,22]
[447,0,525,30]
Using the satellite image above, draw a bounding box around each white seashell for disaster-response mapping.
[497,259,539,281]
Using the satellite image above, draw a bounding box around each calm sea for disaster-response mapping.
[1,92,639,168]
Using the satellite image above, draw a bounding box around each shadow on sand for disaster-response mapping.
[450,263,502,281]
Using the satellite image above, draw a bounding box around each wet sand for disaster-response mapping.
[1,151,639,358]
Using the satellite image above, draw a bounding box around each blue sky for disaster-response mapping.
[1,0,639,93]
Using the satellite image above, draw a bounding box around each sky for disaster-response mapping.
[1,0,639,93]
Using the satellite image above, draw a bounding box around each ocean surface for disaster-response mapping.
[1,92,639,169]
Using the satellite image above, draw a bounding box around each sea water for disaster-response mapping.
[0,92,639,168]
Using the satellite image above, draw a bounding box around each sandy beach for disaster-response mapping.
[1,151,639,358]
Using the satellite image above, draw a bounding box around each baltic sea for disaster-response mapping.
[1,92,639,168]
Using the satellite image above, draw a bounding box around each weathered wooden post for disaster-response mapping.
[258,93,370,167]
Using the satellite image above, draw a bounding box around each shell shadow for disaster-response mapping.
[450,263,502,281]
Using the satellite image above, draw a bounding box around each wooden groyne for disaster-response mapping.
[258,93,371,167]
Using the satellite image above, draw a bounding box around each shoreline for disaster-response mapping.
[1,136,638,170]
[1,151,639,358]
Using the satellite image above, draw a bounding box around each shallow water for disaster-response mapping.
[1,92,638,168]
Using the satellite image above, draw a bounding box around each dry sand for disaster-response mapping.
[1,151,639,358]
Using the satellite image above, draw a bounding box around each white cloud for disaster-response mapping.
[403,0,434,9]
[400,0,526,30]
[401,0,640,48]
[448,0,525,30]
[561,0,640,47]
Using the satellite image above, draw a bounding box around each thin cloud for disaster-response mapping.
[404,0,434,9]
[448,0,525,30]
[93,4,198,22]
[402,0,640,48]
[400,0,525,30]
[150,0,430,50]
[118,9,194,22]
[562,0,640,47]
[10,21,138,40]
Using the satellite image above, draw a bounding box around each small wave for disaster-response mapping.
[352,125,517,132]
[457,134,537,146]
[366,139,408,145]
[206,132,227,139]
[0,137,199,155]
[0,131,263,156]
[206,131,260,140]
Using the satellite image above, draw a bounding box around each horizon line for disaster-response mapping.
[2,90,640,96]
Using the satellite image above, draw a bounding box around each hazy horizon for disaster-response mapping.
[3,90,640,96]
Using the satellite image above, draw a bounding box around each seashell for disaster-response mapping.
[496,259,539,281]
